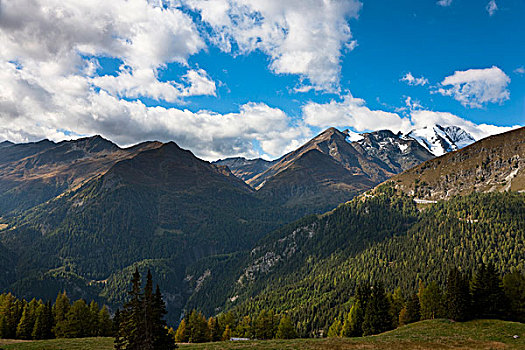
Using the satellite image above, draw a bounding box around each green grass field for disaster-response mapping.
[1,319,523,350]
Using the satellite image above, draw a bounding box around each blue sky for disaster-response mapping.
[0,0,523,159]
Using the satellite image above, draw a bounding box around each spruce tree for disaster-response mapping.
[419,281,444,319]
[399,293,420,326]
[53,292,70,337]
[121,267,145,350]
[152,285,175,350]
[503,270,525,322]
[31,302,46,340]
[362,281,393,336]
[445,268,471,321]
[471,263,508,318]
[98,306,114,336]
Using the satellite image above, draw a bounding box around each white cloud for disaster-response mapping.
[183,0,362,92]
[514,67,525,76]
[0,0,212,103]
[302,94,413,133]
[436,66,510,108]
[410,110,516,140]
[437,0,453,7]
[401,72,429,86]
[301,93,515,141]
[486,0,498,16]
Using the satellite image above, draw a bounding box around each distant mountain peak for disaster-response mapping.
[406,124,476,156]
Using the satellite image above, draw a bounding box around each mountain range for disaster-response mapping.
[0,123,522,326]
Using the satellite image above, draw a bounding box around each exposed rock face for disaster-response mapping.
[392,126,525,200]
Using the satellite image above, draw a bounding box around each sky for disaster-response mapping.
[0,0,523,160]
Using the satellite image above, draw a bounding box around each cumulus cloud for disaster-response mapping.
[0,59,309,159]
[436,66,510,108]
[301,93,515,141]
[401,72,429,86]
[0,0,212,103]
[486,0,498,16]
[0,0,313,160]
[410,110,515,140]
[183,0,362,92]
[302,94,413,133]
[437,0,453,7]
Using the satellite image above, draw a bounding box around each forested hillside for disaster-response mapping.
[187,187,525,335]
[0,142,300,323]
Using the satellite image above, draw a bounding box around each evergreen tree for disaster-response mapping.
[419,281,444,319]
[62,299,91,338]
[362,281,393,336]
[88,301,100,337]
[235,316,252,339]
[31,302,46,340]
[121,267,145,350]
[17,299,38,339]
[98,306,114,336]
[389,288,404,328]
[399,293,420,326]
[114,309,125,350]
[445,268,471,321]
[187,310,209,343]
[152,285,175,350]
[471,263,508,318]
[503,270,525,322]
[53,292,70,337]
[208,317,221,341]
[276,315,297,339]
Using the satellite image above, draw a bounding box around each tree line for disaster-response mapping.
[0,291,113,340]
[174,309,297,343]
[328,263,525,337]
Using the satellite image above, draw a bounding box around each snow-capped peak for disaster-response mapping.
[406,124,476,156]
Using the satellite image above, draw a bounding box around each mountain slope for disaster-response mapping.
[213,157,277,183]
[246,128,433,211]
[393,126,525,200]
[0,136,162,215]
[0,142,296,322]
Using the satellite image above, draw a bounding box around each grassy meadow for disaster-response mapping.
[1,319,523,350]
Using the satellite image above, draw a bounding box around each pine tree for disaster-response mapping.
[98,306,113,337]
[419,281,444,319]
[31,302,46,339]
[362,281,393,336]
[208,317,221,341]
[114,309,125,350]
[399,293,420,326]
[235,316,252,339]
[88,301,100,337]
[188,310,209,343]
[471,263,508,318]
[389,288,404,328]
[152,285,175,350]
[53,292,70,338]
[16,299,37,339]
[503,270,525,322]
[121,267,145,350]
[276,315,297,339]
[62,299,91,338]
[445,268,471,321]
